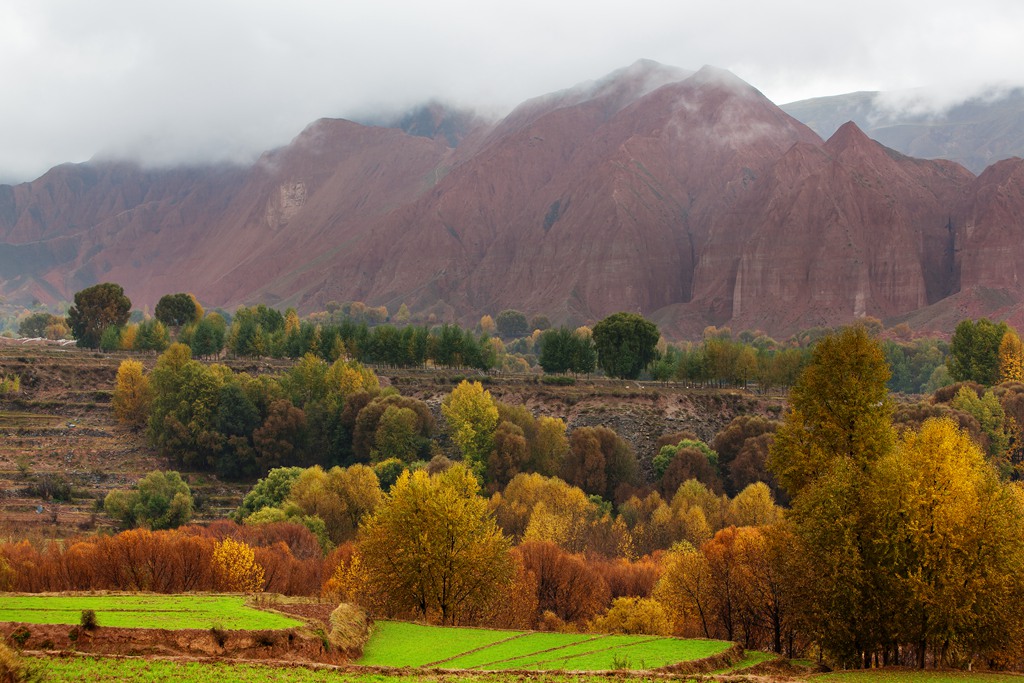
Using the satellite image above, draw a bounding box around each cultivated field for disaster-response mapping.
[0,594,303,630]
[25,655,1024,683]
[358,621,734,671]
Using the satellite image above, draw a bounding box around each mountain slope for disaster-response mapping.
[3,61,1024,338]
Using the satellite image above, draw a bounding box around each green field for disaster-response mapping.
[358,621,732,671]
[0,594,302,630]
[358,621,520,667]
[29,656,1024,683]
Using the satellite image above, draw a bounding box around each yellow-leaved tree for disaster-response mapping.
[871,417,1024,667]
[999,328,1024,383]
[112,359,152,428]
[653,541,714,637]
[357,465,512,624]
[213,538,265,593]
[327,358,379,401]
[442,380,498,477]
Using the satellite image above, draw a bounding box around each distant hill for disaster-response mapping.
[782,87,1024,174]
[4,60,1024,338]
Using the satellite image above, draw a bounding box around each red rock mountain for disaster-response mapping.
[2,60,1024,337]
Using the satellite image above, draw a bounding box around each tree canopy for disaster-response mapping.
[592,312,660,379]
[155,292,203,327]
[356,465,513,624]
[948,318,1009,385]
[67,282,132,348]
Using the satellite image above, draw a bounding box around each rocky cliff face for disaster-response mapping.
[3,60,1024,337]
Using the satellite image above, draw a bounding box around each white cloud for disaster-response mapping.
[2,0,1024,184]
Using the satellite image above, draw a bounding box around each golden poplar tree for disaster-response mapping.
[356,465,512,624]
[999,328,1024,383]
[112,359,152,427]
[212,538,265,593]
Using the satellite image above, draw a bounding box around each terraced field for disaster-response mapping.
[0,342,275,536]
[0,594,303,630]
[358,621,733,671]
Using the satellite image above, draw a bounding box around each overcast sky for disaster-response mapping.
[2,0,1023,184]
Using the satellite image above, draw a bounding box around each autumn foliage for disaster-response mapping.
[212,538,265,593]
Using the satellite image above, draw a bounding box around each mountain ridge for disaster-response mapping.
[4,60,1024,338]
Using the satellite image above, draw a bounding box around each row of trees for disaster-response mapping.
[64,283,668,378]
[44,283,1024,396]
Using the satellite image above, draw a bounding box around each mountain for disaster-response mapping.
[3,60,1024,338]
[782,87,1024,174]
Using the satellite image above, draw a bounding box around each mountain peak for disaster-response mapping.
[689,65,761,94]
[823,120,874,153]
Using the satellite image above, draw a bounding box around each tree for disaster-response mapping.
[492,473,600,551]
[999,328,1024,383]
[654,542,715,637]
[235,467,304,520]
[135,319,169,352]
[18,311,64,339]
[656,441,723,497]
[712,415,778,496]
[357,465,513,624]
[531,416,569,477]
[253,399,307,471]
[870,417,1024,666]
[154,293,202,328]
[591,597,672,635]
[352,395,432,463]
[373,406,422,463]
[67,282,132,348]
[767,325,896,666]
[487,421,529,488]
[212,537,265,593]
[514,540,611,625]
[561,426,639,502]
[103,470,193,530]
[769,325,894,498]
[538,327,596,375]
[99,324,122,351]
[288,464,382,544]
[442,380,499,476]
[495,309,529,339]
[950,386,1011,468]
[147,344,227,470]
[112,359,152,428]
[592,312,660,379]
[948,318,1009,385]
[190,314,227,358]
[530,315,551,332]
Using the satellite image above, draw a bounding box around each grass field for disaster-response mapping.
[358,621,520,667]
[358,621,732,671]
[29,656,1024,683]
[0,594,303,630]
